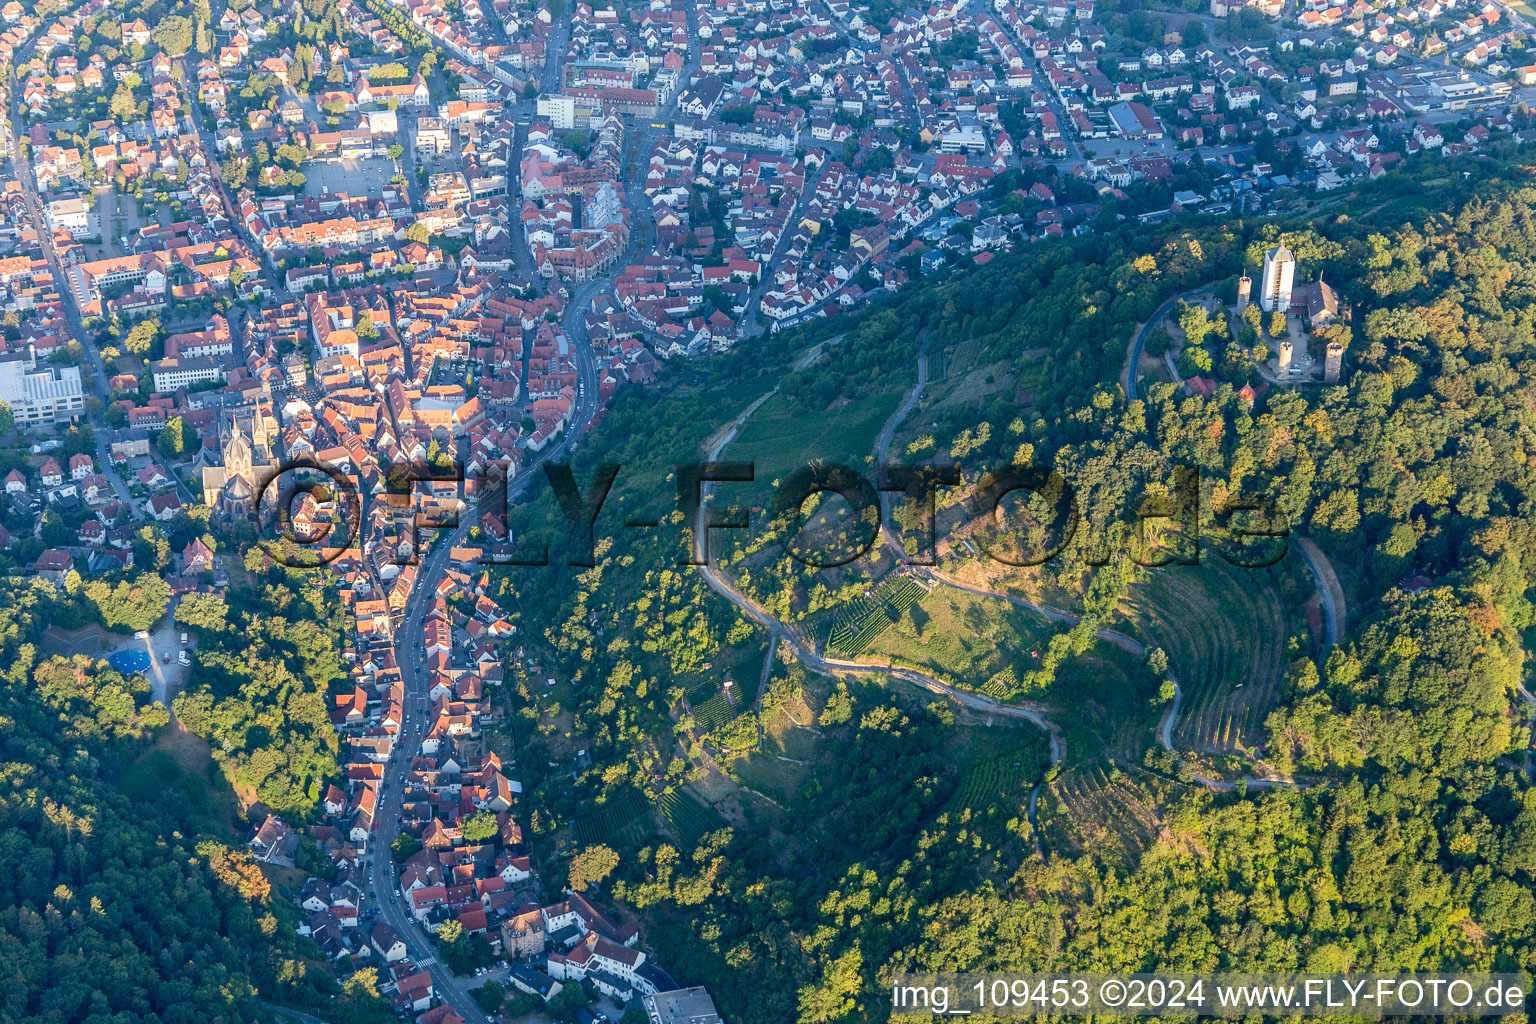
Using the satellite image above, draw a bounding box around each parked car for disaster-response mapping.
[134,630,150,639]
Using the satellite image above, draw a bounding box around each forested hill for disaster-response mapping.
[493,178,1536,1023]
[0,570,389,1024]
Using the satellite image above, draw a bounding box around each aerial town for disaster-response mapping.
[5,0,1536,1017]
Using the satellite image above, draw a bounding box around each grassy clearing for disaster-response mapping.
[732,754,809,805]
[726,390,901,495]
[122,723,245,839]
[859,585,1058,692]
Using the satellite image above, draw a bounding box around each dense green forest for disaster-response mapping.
[0,559,393,1024]
[492,178,1536,1022]
[171,543,351,816]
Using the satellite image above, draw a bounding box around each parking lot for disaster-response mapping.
[99,602,198,706]
[303,155,400,199]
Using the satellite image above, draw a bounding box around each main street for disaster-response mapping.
[362,331,601,1023]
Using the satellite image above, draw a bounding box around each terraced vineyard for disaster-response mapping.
[657,789,729,849]
[684,676,742,732]
[943,741,1050,818]
[825,573,926,657]
[981,666,1019,701]
[574,787,653,846]
[1041,764,1179,866]
[1120,560,1296,754]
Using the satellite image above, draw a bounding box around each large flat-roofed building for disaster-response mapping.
[1107,101,1164,140]
[643,987,723,1024]
[0,348,84,426]
[151,354,227,392]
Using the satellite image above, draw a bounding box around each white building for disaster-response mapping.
[151,354,226,392]
[46,196,90,232]
[1260,243,1295,312]
[536,93,579,130]
[587,180,623,231]
[0,348,84,425]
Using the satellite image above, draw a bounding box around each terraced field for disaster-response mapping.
[658,788,729,849]
[686,680,739,732]
[825,573,926,656]
[943,740,1051,819]
[1040,763,1182,865]
[1119,560,1296,754]
[574,787,653,846]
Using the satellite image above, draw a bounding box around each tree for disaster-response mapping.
[110,83,136,120]
[274,143,308,169]
[1268,309,1288,337]
[386,143,404,161]
[460,810,498,842]
[472,982,504,1011]
[1177,301,1214,347]
[85,573,172,632]
[390,833,422,861]
[152,15,194,55]
[221,155,248,189]
[159,417,188,457]
[175,592,228,631]
[547,984,591,1021]
[1178,344,1213,377]
[402,222,431,244]
[568,844,619,892]
[123,316,160,356]
[0,399,12,438]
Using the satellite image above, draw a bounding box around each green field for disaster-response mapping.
[726,389,901,493]
[860,585,1058,691]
